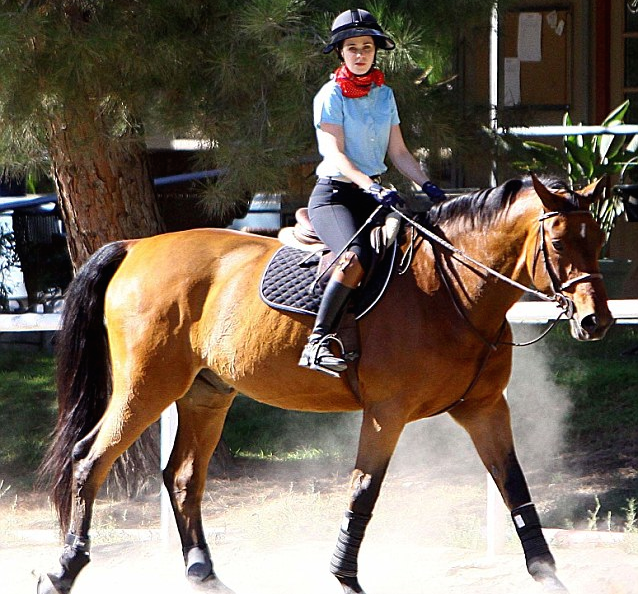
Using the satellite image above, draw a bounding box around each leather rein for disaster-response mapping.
[392,206,603,349]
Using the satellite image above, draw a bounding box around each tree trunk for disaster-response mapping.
[45,106,234,493]
[47,107,165,269]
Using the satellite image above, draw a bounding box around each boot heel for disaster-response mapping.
[298,336,346,377]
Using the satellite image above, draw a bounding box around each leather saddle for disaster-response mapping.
[262,209,402,363]
[277,208,326,251]
[278,207,401,255]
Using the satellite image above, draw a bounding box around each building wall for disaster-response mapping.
[606,0,638,296]
[459,0,637,297]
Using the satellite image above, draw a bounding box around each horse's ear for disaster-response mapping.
[531,173,568,211]
[576,176,607,206]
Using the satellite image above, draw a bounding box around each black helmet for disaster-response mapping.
[323,8,395,54]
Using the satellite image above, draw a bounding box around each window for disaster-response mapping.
[625,1,638,121]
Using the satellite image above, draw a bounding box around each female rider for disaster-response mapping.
[298,8,447,376]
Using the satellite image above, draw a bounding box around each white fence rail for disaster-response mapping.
[3,300,635,333]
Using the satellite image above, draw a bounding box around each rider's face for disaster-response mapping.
[340,36,376,75]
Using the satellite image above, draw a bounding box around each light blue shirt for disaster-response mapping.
[314,78,400,179]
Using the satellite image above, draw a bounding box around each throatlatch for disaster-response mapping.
[330,510,372,578]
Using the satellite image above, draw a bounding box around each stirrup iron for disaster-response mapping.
[299,334,347,377]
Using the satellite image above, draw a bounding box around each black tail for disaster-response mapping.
[39,241,130,534]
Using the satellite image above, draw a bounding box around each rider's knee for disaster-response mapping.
[337,251,364,282]
[335,252,364,288]
[337,251,360,270]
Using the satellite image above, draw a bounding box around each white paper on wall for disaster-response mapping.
[518,12,542,62]
[555,19,565,36]
[503,58,521,106]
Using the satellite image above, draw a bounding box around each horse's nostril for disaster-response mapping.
[580,314,598,334]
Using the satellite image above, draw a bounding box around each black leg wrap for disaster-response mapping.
[511,503,555,573]
[330,511,372,579]
[42,533,91,594]
[183,544,215,582]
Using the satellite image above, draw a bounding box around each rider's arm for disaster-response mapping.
[387,125,428,188]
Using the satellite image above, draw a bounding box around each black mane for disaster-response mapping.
[426,176,572,229]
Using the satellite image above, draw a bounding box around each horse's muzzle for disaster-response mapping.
[569,311,614,341]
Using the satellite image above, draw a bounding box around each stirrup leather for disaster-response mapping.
[299,334,347,377]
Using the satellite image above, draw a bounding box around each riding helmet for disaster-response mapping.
[323,8,396,54]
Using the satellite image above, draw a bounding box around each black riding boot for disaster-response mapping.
[299,279,353,376]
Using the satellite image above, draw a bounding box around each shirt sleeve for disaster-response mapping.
[389,88,400,126]
[314,83,344,129]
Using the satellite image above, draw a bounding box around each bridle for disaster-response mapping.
[391,205,604,346]
[536,210,603,300]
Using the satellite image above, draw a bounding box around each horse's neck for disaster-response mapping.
[420,209,537,322]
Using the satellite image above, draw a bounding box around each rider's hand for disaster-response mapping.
[367,183,404,208]
[421,181,447,203]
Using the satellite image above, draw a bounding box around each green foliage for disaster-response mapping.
[587,495,602,530]
[624,498,638,533]
[546,325,638,445]
[498,101,638,242]
[0,0,499,218]
[222,395,358,460]
[0,350,57,486]
[575,495,638,533]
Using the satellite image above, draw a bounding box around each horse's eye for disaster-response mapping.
[551,240,564,252]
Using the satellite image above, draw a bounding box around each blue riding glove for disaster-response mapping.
[367,183,404,208]
[421,181,447,203]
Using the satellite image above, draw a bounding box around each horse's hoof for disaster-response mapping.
[537,575,569,592]
[187,561,215,582]
[185,546,234,592]
[36,573,66,594]
[187,573,235,593]
[528,560,569,592]
[337,576,366,594]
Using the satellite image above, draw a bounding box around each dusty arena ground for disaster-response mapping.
[3,449,638,594]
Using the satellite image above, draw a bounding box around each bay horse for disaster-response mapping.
[38,175,612,594]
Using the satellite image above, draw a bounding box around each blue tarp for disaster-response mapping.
[0,194,57,214]
[0,169,225,214]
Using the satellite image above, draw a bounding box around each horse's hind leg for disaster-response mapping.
[162,370,235,590]
[38,369,198,594]
[38,396,178,594]
[451,396,568,592]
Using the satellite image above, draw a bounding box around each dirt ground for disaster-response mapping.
[3,455,638,594]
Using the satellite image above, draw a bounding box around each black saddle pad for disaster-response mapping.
[260,244,397,319]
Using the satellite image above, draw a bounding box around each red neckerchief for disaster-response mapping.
[333,64,384,98]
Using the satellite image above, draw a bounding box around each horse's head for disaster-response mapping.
[528,175,614,340]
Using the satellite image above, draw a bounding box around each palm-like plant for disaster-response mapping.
[502,100,638,245]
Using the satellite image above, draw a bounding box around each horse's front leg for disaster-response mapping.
[331,405,405,594]
[451,396,568,592]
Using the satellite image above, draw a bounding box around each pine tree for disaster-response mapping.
[0,0,498,268]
